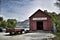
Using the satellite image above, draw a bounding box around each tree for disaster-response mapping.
[0,17,3,21]
[54,0,60,9]
[44,10,60,31]
[56,14,60,30]
[0,21,7,28]
[44,10,48,13]
[0,17,3,27]
[7,19,17,28]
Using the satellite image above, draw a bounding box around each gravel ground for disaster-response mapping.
[0,32,55,40]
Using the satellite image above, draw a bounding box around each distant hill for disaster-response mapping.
[16,19,29,28]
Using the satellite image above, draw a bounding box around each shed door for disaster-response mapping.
[37,21,43,30]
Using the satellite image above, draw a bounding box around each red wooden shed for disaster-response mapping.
[29,9,51,31]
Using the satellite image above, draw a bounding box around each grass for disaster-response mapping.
[53,32,60,40]
[42,32,60,40]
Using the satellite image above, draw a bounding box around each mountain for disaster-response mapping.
[16,19,29,28]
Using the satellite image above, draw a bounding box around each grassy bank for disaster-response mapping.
[53,32,60,40]
[42,32,60,40]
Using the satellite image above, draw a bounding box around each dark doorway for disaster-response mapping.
[37,21,43,30]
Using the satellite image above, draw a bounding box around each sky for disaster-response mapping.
[0,0,60,21]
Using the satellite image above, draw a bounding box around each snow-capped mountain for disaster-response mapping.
[16,19,29,28]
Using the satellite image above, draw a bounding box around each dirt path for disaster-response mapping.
[0,32,55,40]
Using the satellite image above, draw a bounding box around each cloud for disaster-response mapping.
[0,15,4,17]
[0,0,60,21]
